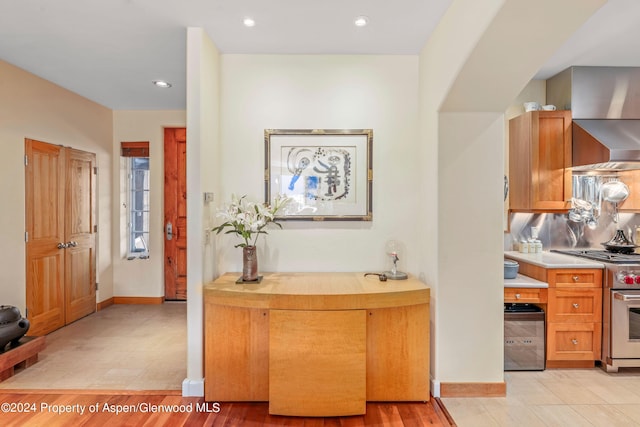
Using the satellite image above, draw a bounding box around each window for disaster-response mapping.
[122,141,150,258]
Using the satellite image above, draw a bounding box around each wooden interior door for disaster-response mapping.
[25,140,96,336]
[164,128,187,300]
[25,139,66,336]
[64,148,97,324]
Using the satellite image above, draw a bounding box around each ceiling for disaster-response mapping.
[1,0,639,110]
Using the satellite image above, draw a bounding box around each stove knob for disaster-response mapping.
[625,275,636,285]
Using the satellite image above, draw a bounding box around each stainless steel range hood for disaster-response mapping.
[547,66,640,171]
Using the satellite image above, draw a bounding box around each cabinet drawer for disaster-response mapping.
[547,322,601,361]
[547,269,602,288]
[504,288,548,304]
[547,288,602,322]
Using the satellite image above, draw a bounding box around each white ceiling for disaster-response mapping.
[1,0,639,110]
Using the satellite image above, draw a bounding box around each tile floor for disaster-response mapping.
[442,368,640,426]
[0,302,186,390]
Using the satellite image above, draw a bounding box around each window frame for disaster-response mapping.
[121,141,150,259]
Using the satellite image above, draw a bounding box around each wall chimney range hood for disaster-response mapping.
[546,66,640,171]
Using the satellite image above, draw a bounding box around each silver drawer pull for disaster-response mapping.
[515,293,521,299]
[573,303,580,309]
[572,339,579,345]
[572,275,579,282]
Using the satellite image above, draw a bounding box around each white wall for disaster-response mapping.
[216,55,420,275]
[183,27,221,396]
[0,59,113,309]
[111,110,186,298]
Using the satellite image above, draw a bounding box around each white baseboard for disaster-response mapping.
[182,378,205,397]
[431,379,441,398]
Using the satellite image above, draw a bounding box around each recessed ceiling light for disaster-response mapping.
[354,16,368,27]
[152,80,172,88]
[243,17,256,27]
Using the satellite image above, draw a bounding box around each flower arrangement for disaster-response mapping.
[212,194,289,248]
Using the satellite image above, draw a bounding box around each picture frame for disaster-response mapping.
[265,129,373,221]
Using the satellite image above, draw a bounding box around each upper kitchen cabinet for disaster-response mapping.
[509,110,572,212]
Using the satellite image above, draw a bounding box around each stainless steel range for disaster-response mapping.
[552,249,640,372]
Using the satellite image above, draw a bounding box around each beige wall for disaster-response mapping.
[216,54,421,274]
[111,111,186,299]
[0,59,113,310]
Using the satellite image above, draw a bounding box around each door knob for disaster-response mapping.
[66,241,78,247]
[57,242,68,249]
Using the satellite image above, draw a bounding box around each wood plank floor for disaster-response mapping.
[0,391,455,426]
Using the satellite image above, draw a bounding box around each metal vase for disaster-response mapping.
[242,245,258,282]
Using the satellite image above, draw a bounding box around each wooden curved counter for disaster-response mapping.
[204,272,429,309]
[204,272,430,417]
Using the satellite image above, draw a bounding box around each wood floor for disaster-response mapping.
[0,391,454,426]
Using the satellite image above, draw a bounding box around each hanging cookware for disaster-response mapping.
[601,180,629,223]
[601,180,630,203]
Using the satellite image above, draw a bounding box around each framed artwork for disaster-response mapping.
[265,129,373,221]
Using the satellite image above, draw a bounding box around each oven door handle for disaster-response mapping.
[613,292,640,301]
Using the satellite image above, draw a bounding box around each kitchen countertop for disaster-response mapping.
[504,251,605,269]
[504,273,548,288]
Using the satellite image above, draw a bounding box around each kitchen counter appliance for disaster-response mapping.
[504,303,545,371]
[552,249,640,371]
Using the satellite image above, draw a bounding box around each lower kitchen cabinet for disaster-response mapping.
[504,287,548,304]
[503,261,603,369]
[546,322,601,365]
[545,269,602,368]
[547,288,601,323]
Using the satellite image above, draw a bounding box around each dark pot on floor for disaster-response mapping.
[0,305,30,352]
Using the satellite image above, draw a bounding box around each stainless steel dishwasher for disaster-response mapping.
[504,303,545,371]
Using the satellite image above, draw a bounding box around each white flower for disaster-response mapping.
[212,194,290,248]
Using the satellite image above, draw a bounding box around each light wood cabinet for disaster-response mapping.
[508,111,572,212]
[545,268,602,368]
[204,304,269,401]
[269,309,366,416]
[203,272,430,416]
[547,269,601,288]
[504,287,548,304]
[546,322,601,363]
[547,288,602,323]
[366,305,430,401]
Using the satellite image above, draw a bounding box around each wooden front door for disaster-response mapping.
[164,128,187,300]
[25,139,96,336]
